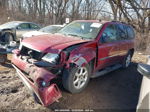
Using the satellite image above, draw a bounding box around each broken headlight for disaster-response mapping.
[42,53,59,64]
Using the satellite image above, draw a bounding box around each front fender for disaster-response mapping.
[2,29,16,38]
[67,49,96,67]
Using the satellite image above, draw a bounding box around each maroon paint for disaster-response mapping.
[12,55,62,106]
[12,20,134,106]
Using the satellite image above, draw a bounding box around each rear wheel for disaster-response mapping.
[62,64,90,93]
[122,51,132,68]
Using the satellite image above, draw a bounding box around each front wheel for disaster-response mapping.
[62,64,90,93]
[4,32,14,44]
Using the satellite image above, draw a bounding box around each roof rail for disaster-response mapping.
[111,20,127,24]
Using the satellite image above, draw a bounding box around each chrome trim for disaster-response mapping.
[99,55,117,61]
[99,52,127,61]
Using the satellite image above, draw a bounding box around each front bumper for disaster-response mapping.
[12,55,62,106]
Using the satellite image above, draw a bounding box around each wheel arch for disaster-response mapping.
[129,48,134,57]
[2,29,15,41]
[88,58,95,74]
[67,49,96,68]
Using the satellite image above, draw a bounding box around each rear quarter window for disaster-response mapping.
[30,24,40,29]
[126,26,135,39]
[117,24,127,40]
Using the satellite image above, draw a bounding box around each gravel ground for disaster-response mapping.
[0,52,148,112]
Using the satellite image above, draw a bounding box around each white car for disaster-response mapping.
[137,56,150,112]
[22,25,64,38]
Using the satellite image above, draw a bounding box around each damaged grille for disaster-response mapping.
[20,46,43,60]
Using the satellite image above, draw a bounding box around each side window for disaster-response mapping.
[126,26,135,39]
[30,24,40,29]
[101,24,117,43]
[117,24,127,40]
[18,23,30,30]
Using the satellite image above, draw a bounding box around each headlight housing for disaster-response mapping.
[42,53,59,64]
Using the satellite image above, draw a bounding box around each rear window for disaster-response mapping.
[30,24,40,29]
[126,26,135,39]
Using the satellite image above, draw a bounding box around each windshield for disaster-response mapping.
[58,21,102,39]
[0,22,19,28]
[39,26,62,33]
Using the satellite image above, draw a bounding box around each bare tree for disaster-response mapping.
[69,0,83,20]
[107,0,150,50]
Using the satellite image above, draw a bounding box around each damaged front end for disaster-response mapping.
[11,48,62,106]
[11,32,94,106]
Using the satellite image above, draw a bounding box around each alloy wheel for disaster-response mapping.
[73,67,88,89]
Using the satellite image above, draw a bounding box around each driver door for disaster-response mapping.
[97,24,119,70]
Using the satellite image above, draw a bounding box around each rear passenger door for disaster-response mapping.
[116,24,130,61]
[97,24,119,69]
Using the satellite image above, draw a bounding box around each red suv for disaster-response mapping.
[12,20,135,106]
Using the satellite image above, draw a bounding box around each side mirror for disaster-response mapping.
[137,63,150,78]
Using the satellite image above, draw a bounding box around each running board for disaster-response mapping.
[91,64,122,78]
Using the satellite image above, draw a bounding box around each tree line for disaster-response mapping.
[0,0,149,51]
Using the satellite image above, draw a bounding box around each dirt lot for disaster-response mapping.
[0,52,149,112]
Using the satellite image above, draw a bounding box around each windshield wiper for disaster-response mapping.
[67,33,79,37]
[55,33,67,36]
[84,37,94,40]
[67,33,85,39]
[57,33,93,40]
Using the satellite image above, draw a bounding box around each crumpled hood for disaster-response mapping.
[0,26,14,30]
[22,34,89,52]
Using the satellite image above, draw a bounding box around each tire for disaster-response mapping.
[122,51,132,68]
[4,32,13,44]
[62,64,91,93]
